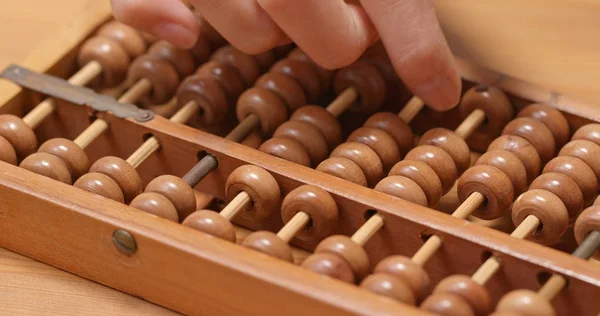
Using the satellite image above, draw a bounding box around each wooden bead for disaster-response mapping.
[130,192,179,222]
[287,48,333,91]
[127,55,179,104]
[38,138,89,180]
[572,123,600,147]
[529,172,584,222]
[330,142,383,187]
[418,128,471,175]
[433,275,491,316]
[364,112,414,157]
[189,33,212,63]
[348,127,401,172]
[0,114,38,160]
[502,117,555,164]
[254,50,277,72]
[225,165,281,221]
[517,104,570,149]
[420,293,476,316]
[360,273,416,305]
[145,175,197,220]
[195,61,245,103]
[543,156,598,207]
[273,121,329,166]
[140,32,157,45]
[496,290,555,316]
[97,21,146,58]
[281,185,338,242]
[255,72,307,112]
[457,165,514,220]
[182,210,236,242]
[511,189,569,245]
[316,157,368,186]
[259,137,311,167]
[458,85,514,136]
[73,172,124,203]
[374,255,430,302]
[488,135,541,184]
[240,131,264,149]
[574,205,600,259]
[315,235,370,281]
[475,150,527,196]
[89,156,143,203]
[0,135,17,165]
[559,139,600,183]
[20,152,72,184]
[78,36,129,87]
[488,312,523,316]
[271,59,322,102]
[389,160,442,207]
[290,106,342,150]
[210,46,260,86]
[236,87,288,136]
[405,145,457,195]
[176,75,229,126]
[300,252,355,284]
[241,231,294,262]
[375,176,428,207]
[334,61,386,112]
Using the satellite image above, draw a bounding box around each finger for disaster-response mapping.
[360,0,461,110]
[256,0,377,69]
[111,0,199,48]
[190,0,289,54]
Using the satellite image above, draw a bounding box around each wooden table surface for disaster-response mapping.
[0,1,175,314]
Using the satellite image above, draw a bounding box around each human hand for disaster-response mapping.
[111,0,461,110]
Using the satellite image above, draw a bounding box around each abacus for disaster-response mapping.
[1,2,599,315]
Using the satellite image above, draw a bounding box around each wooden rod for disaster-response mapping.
[326,87,357,118]
[471,215,540,285]
[451,192,486,220]
[538,274,567,301]
[226,114,260,143]
[118,78,153,104]
[455,109,486,140]
[22,61,103,129]
[411,235,443,266]
[277,212,311,244]
[397,96,425,123]
[351,214,384,246]
[126,101,200,168]
[220,191,251,221]
[73,119,108,149]
[182,154,219,188]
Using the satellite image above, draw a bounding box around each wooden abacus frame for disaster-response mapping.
[1,1,599,315]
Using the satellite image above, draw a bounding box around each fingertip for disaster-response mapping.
[414,66,462,111]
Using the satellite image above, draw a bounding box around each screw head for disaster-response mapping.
[112,229,137,255]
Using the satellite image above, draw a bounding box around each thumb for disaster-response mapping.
[111,0,199,48]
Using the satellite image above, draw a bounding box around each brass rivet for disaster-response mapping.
[112,229,137,255]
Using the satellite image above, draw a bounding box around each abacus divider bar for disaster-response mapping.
[471,215,541,285]
[277,211,311,243]
[220,191,251,221]
[73,78,153,149]
[182,154,219,188]
[126,100,200,168]
[454,109,486,140]
[351,214,385,247]
[397,96,425,123]
[226,114,261,143]
[537,231,600,301]
[22,61,103,129]
[326,87,357,118]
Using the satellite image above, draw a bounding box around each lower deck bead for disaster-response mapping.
[496,290,555,316]
[241,231,294,262]
[389,160,442,207]
[488,135,541,184]
[73,172,125,203]
[195,61,246,103]
[290,106,342,150]
[543,156,598,207]
[364,112,414,156]
[127,55,179,105]
[272,59,322,102]
[281,185,338,242]
[77,36,129,88]
[418,128,471,175]
[405,145,457,195]
[256,72,307,112]
[300,252,355,284]
[502,117,555,164]
[145,175,197,220]
[225,165,281,221]
[559,139,600,183]
[38,138,89,180]
[0,135,17,165]
[420,292,476,316]
[529,172,584,222]
[148,40,196,77]
[316,157,368,187]
[0,114,38,160]
[20,152,72,184]
[433,275,491,316]
[458,165,514,220]
[182,210,236,242]
[333,61,386,112]
[475,149,527,196]
[511,189,569,245]
[517,103,570,149]
[130,192,179,222]
[375,176,428,207]
[210,46,260,86]
[315,235,370,281]
[259,137,311,167]
[360,273,416,305]
[236,88,288,136]
[330,142,383,187]
[374,255,430,302]
[572,123,600,147]
[176,75,229,126]
[273,121,329,166]
[89,156,143,203]
[348,127,401,172]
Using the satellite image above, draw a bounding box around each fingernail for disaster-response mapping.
[152,23,197,48]
[414,76,461,111]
